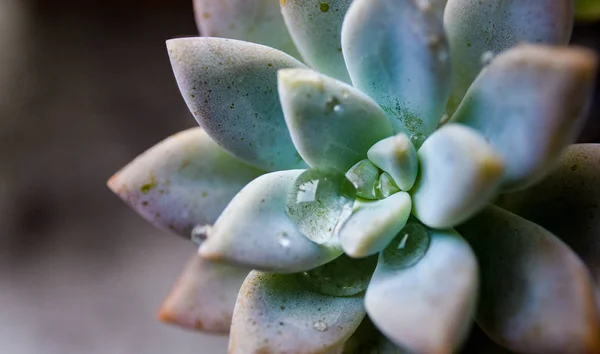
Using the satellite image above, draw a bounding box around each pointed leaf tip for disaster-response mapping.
[107,127,263,239]
[167,37,307,171]
[158,253,249,334]
[452,44,598,190]
[199,170,342,273]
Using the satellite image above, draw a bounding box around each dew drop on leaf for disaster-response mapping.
[409,133,426,149]
[381,223,430,269]
[297,254,377,297]
[191,224,211,246]
[286,168,356,245]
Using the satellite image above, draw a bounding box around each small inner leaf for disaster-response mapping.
[345,159,380,200]
[286,168,357,245]
[297,254,378,297]
[381,223,430,270]
[375,172,400,199]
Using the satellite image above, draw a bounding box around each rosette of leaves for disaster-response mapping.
[108,0,600,353]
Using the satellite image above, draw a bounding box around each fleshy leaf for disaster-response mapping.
[193,0,300,58]
[229,271,365,354]
[496,144,600,296]
[444,0,574,113]
[345,159,380,200]
[411,123,504,228]
[199,170,342,273]
[278,68,393,171]
[280,0,352,82]
[457,206,600,354]
[451,44,598,191]
[167,38,307,171]
[375,172,401,199]
[342,318,408,354]
[107,127,264,239]
[342,0,451,137]
[366,228,478,353]
[286,167,356,247]
[339,193,411,258]
[158,253,249,334]
[367,133,418,191]
[297,254,378,297]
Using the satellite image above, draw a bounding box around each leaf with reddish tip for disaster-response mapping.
[457,206,600,354]
[193,0,300,58]
[228,271,365,354]
[107,127,264,239]
[497,144,600,297]
[451,45,597,191]
[158,253,249,334]
[444,0,574,113]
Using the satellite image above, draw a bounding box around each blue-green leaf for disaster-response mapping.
[411,123,504,228]
[451,45,597,191]
[193,0,300,58]
[280,0,352,82]
[158,253,249,334]
[339,193,412,258]
[457,206,600,354]
[444,0,574,113]
[497,144,600,297]
[342,0,451,137]
[229,271,365,354]
[167,38,307,171]
[278,68,393,171]
[366,228,478,353]
[107,128,264,239]
[199,170,342,273]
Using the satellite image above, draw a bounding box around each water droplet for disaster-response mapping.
[381,222,430,269]
[297,254,377,297]
[333,104,344,114]
[375,172,400,199]
[345,159,380,200]
[481,51,495,66]
[286,168,356,245]
[325,96,341,113]
[277,232,291,248]
[313,320,328,332]
[410,133,426,149]
[191,225,211,246]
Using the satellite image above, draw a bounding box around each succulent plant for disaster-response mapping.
[108,0,600,353]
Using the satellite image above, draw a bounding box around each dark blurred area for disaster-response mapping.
[0,1,598,353]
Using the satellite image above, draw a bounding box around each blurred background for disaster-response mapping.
[0,1,598,353]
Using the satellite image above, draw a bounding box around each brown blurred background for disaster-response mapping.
[0,1,598,353]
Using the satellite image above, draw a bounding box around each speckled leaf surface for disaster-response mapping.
[199,170,342,273]
[444,0,574,113]
[342,0,451,137]
[411,124,504,228]
[451,45,597,191]
[339,193,411,258]
[167,38,308,171]
[280,0,352,82]
[107,127,264,239]
[457,206,600,354]
[497,144,600,296]
[278,68,393,172]
[193,0,300,58]
[229,271,365,354]
[366,228,478,354]
[158,253,249,334]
